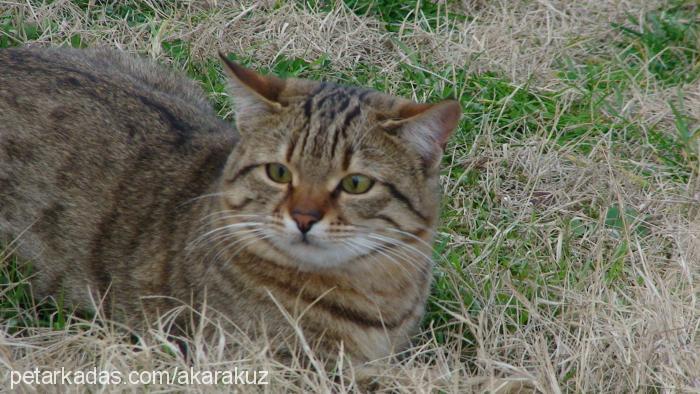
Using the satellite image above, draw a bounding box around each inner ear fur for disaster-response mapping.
[381,100,462,164]
[218,52,286,115]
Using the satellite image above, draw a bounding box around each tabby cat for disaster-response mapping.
[0,47,461,362]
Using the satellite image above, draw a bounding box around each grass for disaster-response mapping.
[2,0,700,392]
[614,1,700,86]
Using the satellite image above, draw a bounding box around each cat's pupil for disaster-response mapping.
[277,167,284,178]
[352,176,359,188]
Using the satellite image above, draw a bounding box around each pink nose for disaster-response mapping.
[291,209,322,234]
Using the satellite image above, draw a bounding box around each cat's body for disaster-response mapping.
[0,47,460,362]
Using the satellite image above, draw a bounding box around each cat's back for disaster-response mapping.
[0,46,212,108]
[0,46,227,143]
[0,47,237,279]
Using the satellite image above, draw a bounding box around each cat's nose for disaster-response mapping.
[291,209,322,234]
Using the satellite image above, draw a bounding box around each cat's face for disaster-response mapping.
[215,56,460,269]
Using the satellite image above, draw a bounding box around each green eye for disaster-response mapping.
[340,174,374,194]
[266,163,292,183]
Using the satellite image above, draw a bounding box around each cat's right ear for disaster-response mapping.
[219,52,286,130]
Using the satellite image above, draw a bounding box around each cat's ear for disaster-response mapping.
[219,52,286,128]
[382,100,461,168]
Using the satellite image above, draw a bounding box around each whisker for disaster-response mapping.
[188,221,264,250]
[366,233,434,263]
[177,191,228,208]
[381,227,457,266]
[210,230,268,265]
[357,234,434,276]
[187,229,261,260]
[203,228,265,263]
[190,216,265,244]
[362,237,425,272]
[221,233,276,265]
[345,238,413,276]
[201,226,264,246]
[196,211,266,226]
[383,227,435,249]
[187,223,265,263]
[191,212,264,239]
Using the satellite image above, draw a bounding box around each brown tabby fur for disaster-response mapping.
[0,47,461,363]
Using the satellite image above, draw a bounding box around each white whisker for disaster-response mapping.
[177,191,229,208]
[376,242,425,271]
[383,227,435,249]
[365,233,434,264]
[221,233,276,264]
[205,228,265,263]
[345,238,413,276]
[196,211,266,226]
[188,221,264,251]
[210,230,268,265]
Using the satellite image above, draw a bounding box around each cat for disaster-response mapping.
[0,47,461,363]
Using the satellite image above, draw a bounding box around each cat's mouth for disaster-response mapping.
[291,233,325,249]
[262,231,364,268]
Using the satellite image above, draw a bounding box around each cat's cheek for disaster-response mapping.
[224,172,283,209]
[337,199,383,226]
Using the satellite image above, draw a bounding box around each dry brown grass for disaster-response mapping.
[1,0,699,392]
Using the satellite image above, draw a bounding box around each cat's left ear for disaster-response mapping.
[219,52,286,130]
[383,100,462,168]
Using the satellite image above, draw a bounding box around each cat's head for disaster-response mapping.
[215,54,461,270]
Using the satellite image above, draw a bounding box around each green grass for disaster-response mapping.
[613,1,700,86]
[303,0,467,32]
[1,2,699,386]
[0,258,68,332]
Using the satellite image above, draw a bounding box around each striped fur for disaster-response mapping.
[0,47,461,363]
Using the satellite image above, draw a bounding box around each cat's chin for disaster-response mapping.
[256,236,367,270]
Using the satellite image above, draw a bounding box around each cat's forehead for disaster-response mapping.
[283,82,403,171]
[301,82,375,114]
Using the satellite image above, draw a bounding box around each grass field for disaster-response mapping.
[1,0,700,392]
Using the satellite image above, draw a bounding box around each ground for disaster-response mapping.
[1,0,699,392]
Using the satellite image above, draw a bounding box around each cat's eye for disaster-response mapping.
[266,163,292,183]
[340,174,374,194]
